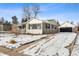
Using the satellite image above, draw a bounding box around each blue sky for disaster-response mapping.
[0,3,79,24]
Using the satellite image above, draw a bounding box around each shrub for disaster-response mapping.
[9,40,17,44]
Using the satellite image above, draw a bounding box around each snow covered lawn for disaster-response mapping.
[0,33,47,49]
[19,32,77,56]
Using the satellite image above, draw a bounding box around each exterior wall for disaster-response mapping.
[42,22,57,34]
[26,29,43,34]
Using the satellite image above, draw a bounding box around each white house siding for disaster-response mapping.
[26,29,43,34]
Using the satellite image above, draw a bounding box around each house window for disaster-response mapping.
[51,25,54,29]
[46,23,50,29]
[29,24,41,29]
[32,24,37,29]
[19,26,22,29]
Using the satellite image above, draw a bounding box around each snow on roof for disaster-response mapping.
[59,22,75,28]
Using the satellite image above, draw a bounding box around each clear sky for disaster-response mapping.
[0,3,79,24]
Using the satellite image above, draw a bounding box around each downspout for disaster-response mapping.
[41,22,44,34]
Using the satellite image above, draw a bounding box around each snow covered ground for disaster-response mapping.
[0,53,8,56]
[0,33,47,49]
[19,32,77,56]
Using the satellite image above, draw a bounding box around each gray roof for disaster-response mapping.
[47,19,59,26]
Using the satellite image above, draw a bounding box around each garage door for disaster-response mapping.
[60,27,72,32]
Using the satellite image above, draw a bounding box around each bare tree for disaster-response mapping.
[32,4,40,19]
[71,21,74,24]
[12,16,18,24]
[21,18,25,23]
[21,18,28,23]
[22,4,40,22]
[57,20,60,26]
[0,17,4,24]
[23,5,31,21]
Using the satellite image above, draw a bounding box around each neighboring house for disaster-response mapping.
[0,21,12,32]
[0,22,3,31]
[58,21,76,32]
[3,23,12,31]
[24,19,58,34]
[48,19,60,26]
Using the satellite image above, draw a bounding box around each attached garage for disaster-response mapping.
[59,22,75,32]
